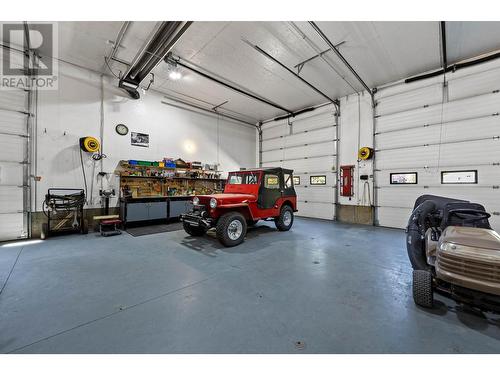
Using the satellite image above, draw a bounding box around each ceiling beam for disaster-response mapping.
[308,21,375,106]
[161,95,257,127]
[171,57,293,114]
[243,39,339,108]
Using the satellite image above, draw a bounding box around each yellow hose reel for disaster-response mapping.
[358,146,374,160]
[79,136,100,153]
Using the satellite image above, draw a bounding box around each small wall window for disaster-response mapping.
[310,175,326,185]
[390,172,418,184]
[293,176,300,186]
[441,170,477,184]
[265,174,280,189]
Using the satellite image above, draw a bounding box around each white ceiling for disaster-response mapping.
[14,21,500,122]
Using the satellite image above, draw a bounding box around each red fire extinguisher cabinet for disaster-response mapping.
[340,165,354,197]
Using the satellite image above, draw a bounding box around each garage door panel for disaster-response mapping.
[286,126,335,147]
[0,136,25,162]
[295,185,335,203]
[375,165,500,186]
[0,109,27,134]
[0,213,25,241]
[262,108,337,221]
[261,149,283,163]
[284,142,336,160]
[283,156,335,174]
[376,139,500,169]
[377,207,412,229]
[0,186,24,212]
[261,122,287,140]
[296,201,335,220]
[377,187,500,210]
[376,83,442,116]
[0,163,24,186]
[0,90,28,113]
[448,67,500,101]
[261,137,283,152]
[376,116,500,150]
[376,92,500,133]
[292,112,335,132]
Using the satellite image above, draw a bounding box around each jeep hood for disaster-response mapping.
[197,193,256,204]
[442,226,500,251]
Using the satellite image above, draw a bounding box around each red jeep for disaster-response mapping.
[180,167,298,247]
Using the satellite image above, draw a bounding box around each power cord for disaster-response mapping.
[79,148,88,202]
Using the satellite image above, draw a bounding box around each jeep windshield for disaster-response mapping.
[227,172,259,185]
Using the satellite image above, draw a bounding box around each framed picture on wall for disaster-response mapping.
[131,132,149,147]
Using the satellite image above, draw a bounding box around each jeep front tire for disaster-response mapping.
[183,222,207,236]
[275,205,294,231]
[216,212,247,247]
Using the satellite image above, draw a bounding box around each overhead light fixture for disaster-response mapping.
[118,21,192,99]
[169,70,182,80]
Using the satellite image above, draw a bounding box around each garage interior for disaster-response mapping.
[1,20,500,354]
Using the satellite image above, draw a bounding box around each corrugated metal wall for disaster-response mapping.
[261,106,338,220]
[374,59,500,231]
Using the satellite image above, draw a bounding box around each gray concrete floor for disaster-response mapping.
[0,217,499,353]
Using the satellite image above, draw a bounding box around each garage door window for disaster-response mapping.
[390,172,417,184]
[310,175,326,185]
[441,170,477,184]
[293,176,300,185]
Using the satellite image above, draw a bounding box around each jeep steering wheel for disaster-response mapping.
[449,208,491,224]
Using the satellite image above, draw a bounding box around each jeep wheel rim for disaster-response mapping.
[283,211,292,226]
[228,219,243,240]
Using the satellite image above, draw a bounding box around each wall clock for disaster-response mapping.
[115,124,129,136]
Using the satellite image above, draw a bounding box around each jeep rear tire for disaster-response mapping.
[216,212,247,247]
[413,270,434,308]
[183,222,207,236]
[275,205,294,231]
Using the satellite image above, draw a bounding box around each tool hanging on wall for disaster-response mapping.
[79,136,107,204]
[80,136,100,153]
[358,146,374,161]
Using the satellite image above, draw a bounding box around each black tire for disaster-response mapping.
[81,219,89,234]
[216,212,247,247]
[413,270,434,308]
[183,221,207,236]
[40,223,48,240]
[275,205,294,231]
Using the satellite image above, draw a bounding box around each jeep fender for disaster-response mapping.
[216,203,255,221]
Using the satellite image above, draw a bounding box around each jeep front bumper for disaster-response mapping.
[180,207,214,230]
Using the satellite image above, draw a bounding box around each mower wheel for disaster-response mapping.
[183,222,207,236]
[413,270,434,308]
[216,212,247,247]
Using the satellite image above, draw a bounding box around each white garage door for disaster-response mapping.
[0,51,31,241]
[261,107,338,220]
[374,60,500,231]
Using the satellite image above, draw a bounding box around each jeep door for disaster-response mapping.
[258,172,283,210]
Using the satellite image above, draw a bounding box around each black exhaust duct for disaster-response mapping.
[119,21,192,99]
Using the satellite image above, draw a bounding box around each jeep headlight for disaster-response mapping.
[209,198,217,209]
[192,196,200,206]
